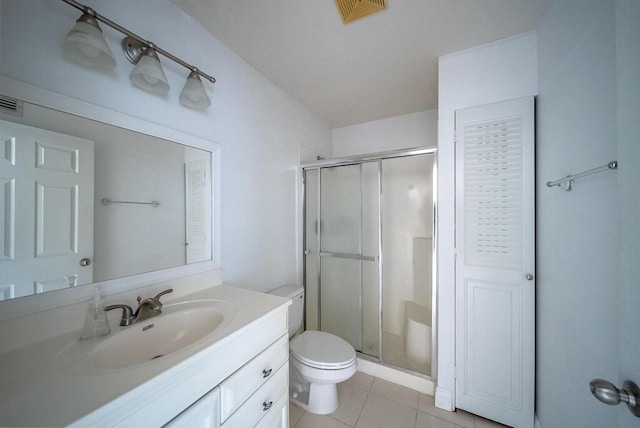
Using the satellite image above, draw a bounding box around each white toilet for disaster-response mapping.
[269,284,357,415]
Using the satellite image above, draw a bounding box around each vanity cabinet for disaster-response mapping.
[67,288,290,428]
[220,334,289,426]
[168,334,289,428]
[165,387,221,428]
[0,285,290,427]
[221,364,288,427]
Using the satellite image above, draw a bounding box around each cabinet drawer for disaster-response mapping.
[164,387,220,428]
[254,391,288,428]
[220,334,288,421]
[221,363,288,428]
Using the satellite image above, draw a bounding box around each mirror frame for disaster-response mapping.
[0,76,221,320]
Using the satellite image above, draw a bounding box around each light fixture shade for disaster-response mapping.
[62,14,116,69]
[129,48,170,94]
[179,71,211,109]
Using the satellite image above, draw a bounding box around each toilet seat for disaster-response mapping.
[290,331,356,370]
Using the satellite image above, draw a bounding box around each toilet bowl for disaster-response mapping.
[289,330,357,414]
[268,284,357,415]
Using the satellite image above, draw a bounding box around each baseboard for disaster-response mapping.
[535,414,543,428]
[356,358,434,395]
[435,386,455,411]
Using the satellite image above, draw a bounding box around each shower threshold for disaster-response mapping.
[355,352,435,395]
[356,351,433,381]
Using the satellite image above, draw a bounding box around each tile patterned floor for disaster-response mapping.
[289,372,509,428]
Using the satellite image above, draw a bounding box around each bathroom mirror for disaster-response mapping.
[0,96,215,302]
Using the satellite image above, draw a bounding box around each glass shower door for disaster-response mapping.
[320,164,362,350]
[304,162,379,358]
[304,151,436,377]
[380,154,434,376]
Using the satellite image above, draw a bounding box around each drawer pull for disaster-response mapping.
[263,400,273,411]
[262,368,273,378]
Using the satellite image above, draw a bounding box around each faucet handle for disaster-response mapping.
[154,288,173,301]
[105,304,135,326]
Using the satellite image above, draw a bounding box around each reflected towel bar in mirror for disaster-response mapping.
[101,198,160,208]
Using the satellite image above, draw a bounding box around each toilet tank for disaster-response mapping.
[268,284,304,337]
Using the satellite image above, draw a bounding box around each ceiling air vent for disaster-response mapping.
[0,95,24,117]
[334,0,387,24]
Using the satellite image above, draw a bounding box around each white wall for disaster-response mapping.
[536,1,640,427]
[436,32,538,410]
[332,110,437,157]
[0,0,332,294]
[615,2,640,428]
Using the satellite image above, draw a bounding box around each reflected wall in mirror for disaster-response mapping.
[0,98,213,300]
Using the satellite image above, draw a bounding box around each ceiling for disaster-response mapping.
[172,0,551,128]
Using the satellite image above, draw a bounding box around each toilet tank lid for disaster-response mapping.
[268,284,303,299]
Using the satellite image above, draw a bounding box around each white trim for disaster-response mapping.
[0,77,218,152]
[0,76,222,320]
[435,386,455,411]
[439,30,537,63]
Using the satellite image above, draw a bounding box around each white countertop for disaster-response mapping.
[0,285,289,427]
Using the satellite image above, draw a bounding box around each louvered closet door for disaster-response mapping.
[454,97,535,428]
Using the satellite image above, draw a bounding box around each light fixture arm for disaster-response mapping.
[60,0,216,83]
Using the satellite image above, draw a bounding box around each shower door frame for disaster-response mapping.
[301,146,438,380]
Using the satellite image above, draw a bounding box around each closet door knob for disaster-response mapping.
[525,273,534,280]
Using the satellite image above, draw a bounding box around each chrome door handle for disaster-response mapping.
[525,273,534,280]
[79,258,91,267]
[590,379,640,417]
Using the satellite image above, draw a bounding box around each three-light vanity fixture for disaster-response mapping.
[60,0,215,109]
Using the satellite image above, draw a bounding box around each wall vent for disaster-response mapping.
[334,0,387,24]
[0,95,24,117]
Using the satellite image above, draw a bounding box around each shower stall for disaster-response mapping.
[302,148,436,378]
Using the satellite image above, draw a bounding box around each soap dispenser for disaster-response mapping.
[79,285,111,341]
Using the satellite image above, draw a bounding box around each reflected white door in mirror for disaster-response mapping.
[0,121,95,299]
[0,76,220,320]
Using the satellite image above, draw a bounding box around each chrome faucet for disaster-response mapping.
[134,288,173,322]
[104,304,135,326]
[105,288,173,326]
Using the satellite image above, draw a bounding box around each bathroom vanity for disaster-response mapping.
[0,284,290,427]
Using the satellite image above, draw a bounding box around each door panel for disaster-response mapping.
[320,165,360,254]
[308,162,380,355]
[320,256,361,350]
[464,279,522,406]
[361,259,379,357]
[455,97,535,428]
[0,120,94,299]
[185,156,212,264]
[0,178,15,263]
[304,169,320,331]
[35,183,79,257]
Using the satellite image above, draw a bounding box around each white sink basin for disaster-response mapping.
[88,300,235,369]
